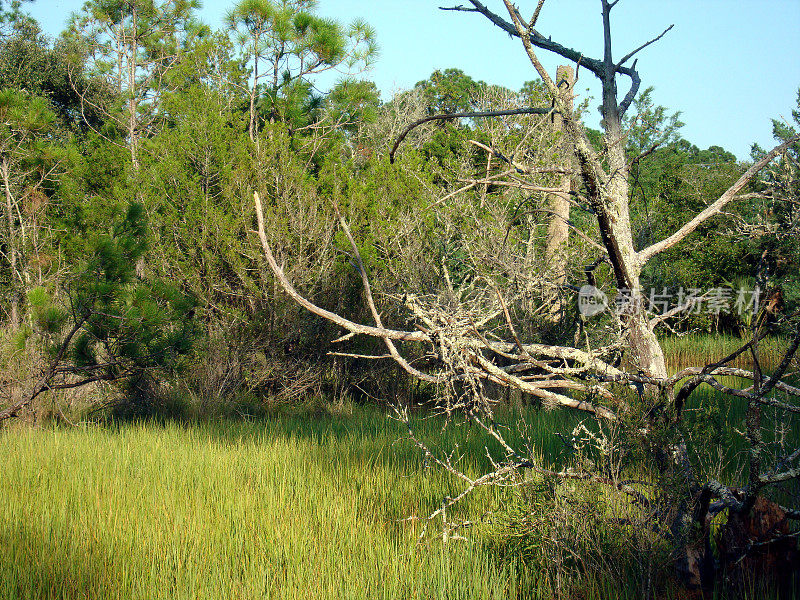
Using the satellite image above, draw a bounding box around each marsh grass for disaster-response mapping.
[660,334,790,374]
[0,408,582,600]
[666,335,800,483]
[0,334,798,599]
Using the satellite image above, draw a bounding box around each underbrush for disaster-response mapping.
[485,477,675,599]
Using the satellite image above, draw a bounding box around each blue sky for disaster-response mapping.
[28,0,800,160]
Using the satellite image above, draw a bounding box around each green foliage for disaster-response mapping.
[411,69,484,167]
[26,288,66,335]
[325,78,379,134]
[620,89,753,329]
[142,82,253,314]
[415,68,484,115]
[0,19,100,131]
[165,29,243,97]
[77,204,196,365]
[623,86,684,155]
[0,84,63,326]
[748,87,800,315]
[65,0,205,170]
[0,0,32,26]
[0,87,57,144]
[226,0,377,130]
[23,203,198,387]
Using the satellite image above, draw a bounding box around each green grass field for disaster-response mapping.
[0,335,796,599]
[0,410,555,600]
[660,333,790,373]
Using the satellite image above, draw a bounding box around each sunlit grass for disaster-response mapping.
[665,335,800,512]
[0,409,560,600]
[660,333,790,374]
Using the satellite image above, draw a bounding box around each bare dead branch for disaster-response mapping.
[333,204,443,384]
[616,24,674,69]
[494,286,527,356]
[474,354,618,419]
[0,316,88,422]
[253,192,428,343]
[759,466,800,485]
[674,367,800,413]
[457,1,606,78]
[630,142,662,168]
[467,140,573,175]
[706,479,746,513]
[389,106,552,163]
[638,134,800,265]
[328,352,393,360]
[761,322,800,396]
[529,0,546,28]
[648,292,711,329]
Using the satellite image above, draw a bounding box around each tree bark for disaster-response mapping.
[127,5,140,174]
[2,156,19,330]
[544,65,574,323]
[499,0,669,380]
[249,35,259,144]
[601,98,668,380]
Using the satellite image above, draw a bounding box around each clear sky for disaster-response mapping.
[27,0,800,160]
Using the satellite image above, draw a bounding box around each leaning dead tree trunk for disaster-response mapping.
[447,0,798,383]
[440,0,673,380]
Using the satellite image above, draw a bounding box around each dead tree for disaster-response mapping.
[253,0,800,589]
